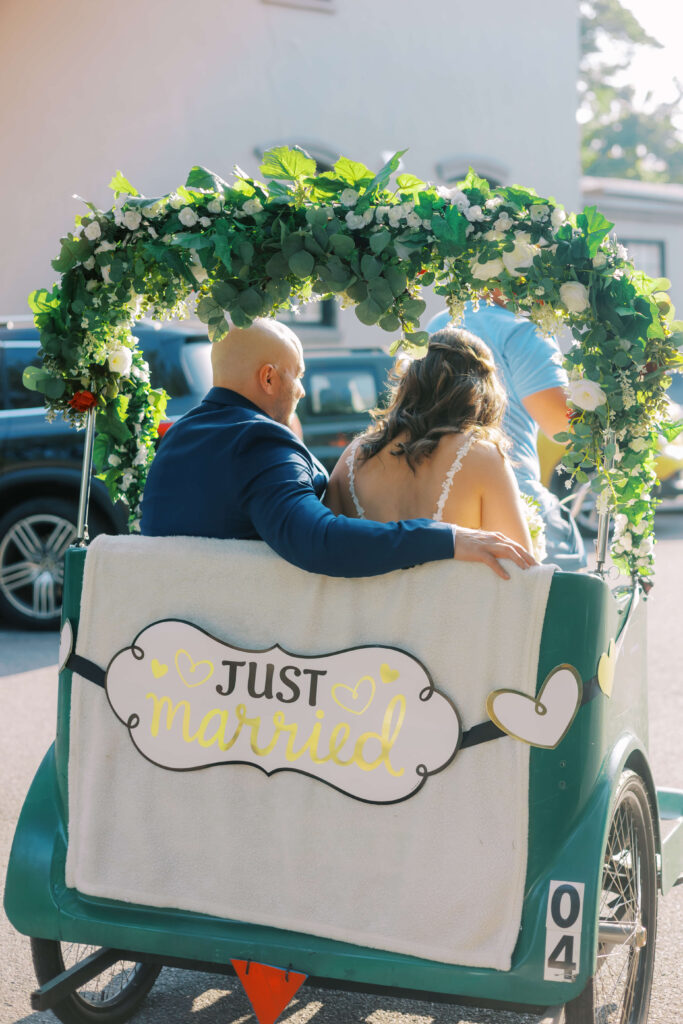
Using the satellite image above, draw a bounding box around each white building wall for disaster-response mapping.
[0,0,579,344]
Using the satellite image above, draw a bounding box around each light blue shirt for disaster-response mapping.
[427,303,567,501]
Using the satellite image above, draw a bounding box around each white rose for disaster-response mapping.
[405,212,422,228]
[83,255,96,270]
[207,198,223,214]
[123,209,142,231]
[637,536,654,556]
[629,436,649,452]
[551,207,567,229]
[169,193,184,210]
[340,188,359,207]
[95,240,117,254]
[484,229,505,242]
[485,197,503,210]
[436,186,469,211]
[464,204,485,222]
[121,470,135,490]
[502,240,538,277]
[83,220,101,241]
[529,204,549,223]
[470,257,504,280]
[559,281,590,313]
[567,377,607,411]
[616,243,628,260]
[242,198,263,216]
[617,532,633,552]
[108,348,133,376]
[142,202,162,219]
[85,280,98,292]
[199,216,211,228]
[614,513,629,534]
[108,454,121,466]
[133,446,149,466]
[147,226,158,239]
[494,213,513,231]
[178,207,198,227]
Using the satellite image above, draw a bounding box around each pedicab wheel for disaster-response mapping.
[563,771,658,1024]
[30,938,161,1024]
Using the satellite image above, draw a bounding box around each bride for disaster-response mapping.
[325,327,533,553]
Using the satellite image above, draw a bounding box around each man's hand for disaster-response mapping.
[454,527,537,580]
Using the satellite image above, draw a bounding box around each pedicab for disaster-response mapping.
[5,150,683,1024]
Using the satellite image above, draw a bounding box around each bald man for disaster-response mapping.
[140,319,534,578]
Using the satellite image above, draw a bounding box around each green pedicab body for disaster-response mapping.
[4,546,682,1012]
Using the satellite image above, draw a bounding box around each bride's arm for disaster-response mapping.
[324,443,355,514]
[477,445,533,552]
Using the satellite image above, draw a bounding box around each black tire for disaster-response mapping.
[0,496,105,630]
[30,938,161,1024]
[564,771,658,1024]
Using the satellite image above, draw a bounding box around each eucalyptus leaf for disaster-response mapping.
[329,234,356,259]
[355,297,384,325]
[369,230,391,255]
[289,250,315,278]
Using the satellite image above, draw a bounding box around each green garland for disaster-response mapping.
[26,146,683,575]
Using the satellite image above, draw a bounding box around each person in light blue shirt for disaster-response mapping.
[427,299,586,569]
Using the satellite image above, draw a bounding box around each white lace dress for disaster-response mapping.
[345,433,477,522]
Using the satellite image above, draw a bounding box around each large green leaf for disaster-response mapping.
[364,150,408,195]
[332,156,374,186]
[108,170,139,197]
[51,235,92,274]
[260,146,317,182]
[579,206,615,257]
[185,165,231,192]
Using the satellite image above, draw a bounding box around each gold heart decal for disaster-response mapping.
[151,658,168,679]
[380,663,400,684]
[332,675,376,715]
[597,639,617,698]
[175,648,214,688]
[486,665,582,749]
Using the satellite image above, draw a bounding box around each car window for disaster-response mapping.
[1,342,43,410]
[302,369,379,419]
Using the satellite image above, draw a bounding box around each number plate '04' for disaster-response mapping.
[544,880,585,982]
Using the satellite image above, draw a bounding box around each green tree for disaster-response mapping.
[580,0,683,182]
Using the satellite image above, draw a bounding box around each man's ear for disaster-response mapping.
[258,362,276,394]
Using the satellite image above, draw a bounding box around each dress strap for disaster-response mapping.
[346,437,366,519]
[434,433,476,522]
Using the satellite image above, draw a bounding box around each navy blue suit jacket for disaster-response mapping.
[140,387,455,577]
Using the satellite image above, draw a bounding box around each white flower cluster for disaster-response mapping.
[612,513,653,566]
[346,208,374,230]
[436,185,470,212]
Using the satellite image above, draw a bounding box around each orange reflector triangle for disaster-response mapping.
[231,959,307,1024]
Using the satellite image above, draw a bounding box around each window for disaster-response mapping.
[1,342,42,410]
[300,369,378,420]
[620,239,666,279]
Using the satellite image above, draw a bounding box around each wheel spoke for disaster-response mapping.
[33,573,56,615]
[8,520,44,560]
[0,560,38,592]
[45,519,76,558]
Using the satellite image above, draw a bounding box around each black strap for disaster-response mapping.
[65,652,602,747]
[65,653,106,689]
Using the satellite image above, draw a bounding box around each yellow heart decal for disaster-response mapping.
[175,649,214,688]
[151,658,168,679]
[380,663,400,684]
[332,675,376,715]
[597,639,617,698]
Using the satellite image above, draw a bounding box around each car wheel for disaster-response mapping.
[0,497,104,630]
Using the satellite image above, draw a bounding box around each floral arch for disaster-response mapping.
[26,147,682,576]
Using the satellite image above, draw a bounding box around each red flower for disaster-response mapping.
[68,390,98,412]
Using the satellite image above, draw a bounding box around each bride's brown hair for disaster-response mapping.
[359,326,509,469]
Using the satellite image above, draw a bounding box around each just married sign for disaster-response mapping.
[105,619,462,804]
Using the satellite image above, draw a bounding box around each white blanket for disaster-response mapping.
[66,534,554,970]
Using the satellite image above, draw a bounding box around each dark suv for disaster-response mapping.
[0,322,393,629]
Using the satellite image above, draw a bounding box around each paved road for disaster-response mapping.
[1,521,681,1024]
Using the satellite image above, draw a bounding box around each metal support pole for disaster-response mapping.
[595,429,616,577]
[76,405,97,546]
